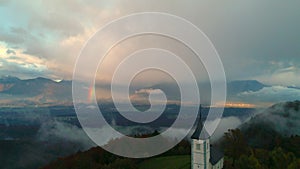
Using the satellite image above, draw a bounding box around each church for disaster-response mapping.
[191,107,224,169]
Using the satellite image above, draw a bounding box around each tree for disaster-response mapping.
[223,129,250,167]
[269,147,295,169]
[235,155,264,169]
[288,159,300,169]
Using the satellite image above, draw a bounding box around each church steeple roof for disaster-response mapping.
[191,105,210,140]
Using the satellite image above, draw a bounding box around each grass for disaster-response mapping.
[139,155,190,169]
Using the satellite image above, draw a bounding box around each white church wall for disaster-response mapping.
[192,139,210,169]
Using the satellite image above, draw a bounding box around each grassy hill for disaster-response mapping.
[139,155,190,169]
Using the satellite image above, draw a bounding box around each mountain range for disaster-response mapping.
[0,76,299,107]
[0,76,72,106]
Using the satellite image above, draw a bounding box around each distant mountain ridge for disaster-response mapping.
[0,76,299,107]
[227,80,268,96]
[2,77,70,95]
[0,76,72,106]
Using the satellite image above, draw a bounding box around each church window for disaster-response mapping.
[196,143,201,150]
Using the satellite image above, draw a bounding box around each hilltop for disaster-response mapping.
[240,100,300,148]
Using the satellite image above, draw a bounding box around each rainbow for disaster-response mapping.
[88,85,95,102]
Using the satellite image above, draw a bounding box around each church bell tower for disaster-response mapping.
[191,105,210,169]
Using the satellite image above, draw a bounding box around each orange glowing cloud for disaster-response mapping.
[224,102,256,108]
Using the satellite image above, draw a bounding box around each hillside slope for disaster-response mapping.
[240,100,300,148]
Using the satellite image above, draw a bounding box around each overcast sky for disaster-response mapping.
[0,0,300,87]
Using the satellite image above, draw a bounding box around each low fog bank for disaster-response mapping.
[242,100,300,136]
[0,106,257,169]
[37,120,96,149]
[209,116,243,143]
[209,101,300,143]
[159,115,252,144]
[0,118,97,169]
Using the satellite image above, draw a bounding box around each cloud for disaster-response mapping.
[257,66,300,86]
[37,120,95,149]
[237,86,300,105]
[6,49,15,55]
[29,10,84,37]
[208,117,242,143]
[0,0,299,87]
[160,116,243,143]
[0,1,107,79]
[249,101,300,136]
[0,0,9,6]
[134,88,162,95]
[0,43,51,78]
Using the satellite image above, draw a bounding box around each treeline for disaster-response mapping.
[222,129,300,169]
